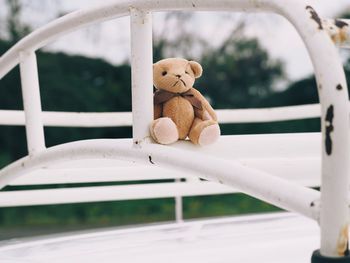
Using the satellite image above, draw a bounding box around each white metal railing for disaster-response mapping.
[0,104,322,127]
[0,0,349,260]
[0,133,321,206]
[0,180,238,207]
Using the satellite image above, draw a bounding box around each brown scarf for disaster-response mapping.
[153,89,203,110]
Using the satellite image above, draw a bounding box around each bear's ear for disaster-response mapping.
[189,61,203,78]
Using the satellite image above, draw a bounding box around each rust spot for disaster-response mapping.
[335,19,349,29]
[325,105,334,155]
[336,84,343,90]
[331,34,337,42]
[148,155,155,164]
[339,29,348,43]
[329,23,348,44]
[337,224,349,256]
[333,29,349,43]
[306,6,323,30]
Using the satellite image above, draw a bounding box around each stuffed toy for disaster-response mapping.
[150,58,220,146]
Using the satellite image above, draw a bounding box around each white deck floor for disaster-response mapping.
[0,212,319,263]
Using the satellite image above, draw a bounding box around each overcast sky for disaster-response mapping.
[1,0,350,83]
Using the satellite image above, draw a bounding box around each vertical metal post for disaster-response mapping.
[277,3,350,260]
[319,101,350,257]
[313,21,350,259]
[130,8,153,146]
[312,99,350,261]
[19,50,46,155]
[175,178,183,223]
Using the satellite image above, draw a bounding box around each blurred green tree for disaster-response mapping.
[198,27,285,109]
[153,14,285,109]
[5,0,31,43]
[153,12,208,61]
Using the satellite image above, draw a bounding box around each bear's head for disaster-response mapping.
[153,58,203,93]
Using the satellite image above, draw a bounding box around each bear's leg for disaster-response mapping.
[188,118,220,146]
[150,117,179,145]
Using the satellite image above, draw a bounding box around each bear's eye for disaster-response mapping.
[162,71,167,76]
[185,71,189,74]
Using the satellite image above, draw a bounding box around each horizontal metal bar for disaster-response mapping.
[9,157,320,186]
[0,110,132,127]
[9,167,188,185]
[0,104,322,127]
[217,104,321,123]
[0,181,238,207]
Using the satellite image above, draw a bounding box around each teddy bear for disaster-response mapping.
[150,58,220,146]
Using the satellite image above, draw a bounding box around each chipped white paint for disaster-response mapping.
[0,0,349,259]
[323,19,350,48]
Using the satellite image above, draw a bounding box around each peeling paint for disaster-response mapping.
[324,19,349,44]
[148,155,155,164]
[331,28,348,44]
[306,6,323,30]
[337,224,349,256]
[339,29,348,43]
[335,19,349,29]
[325,105,334,155]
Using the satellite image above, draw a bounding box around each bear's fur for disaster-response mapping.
[150,58,220,146]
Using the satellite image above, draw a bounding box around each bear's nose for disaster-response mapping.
[176,74,181,78]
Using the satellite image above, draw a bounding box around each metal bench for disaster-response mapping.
[0,0,350,261]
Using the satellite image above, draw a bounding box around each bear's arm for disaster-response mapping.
[190,88,217,121]
[154,103,163,119]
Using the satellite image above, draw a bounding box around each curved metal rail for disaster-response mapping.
[0,138,320,220]
[0,0,349,258]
